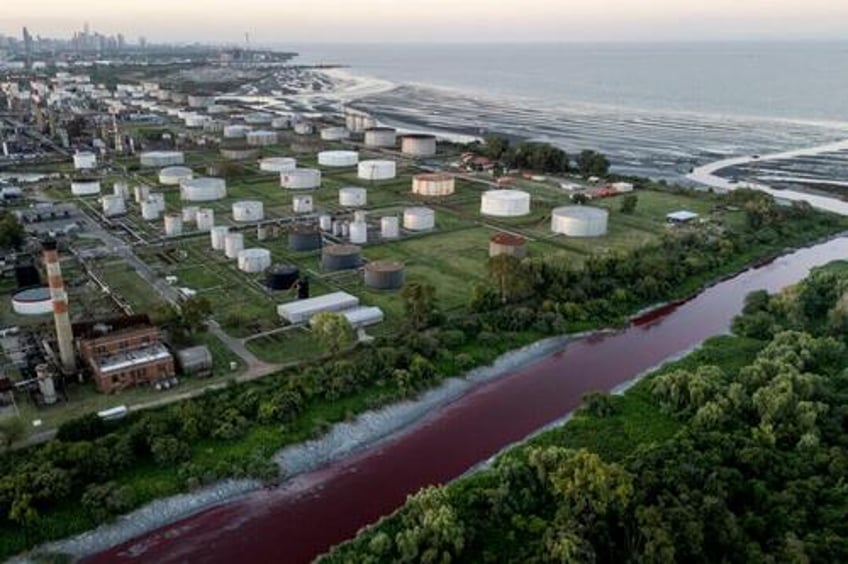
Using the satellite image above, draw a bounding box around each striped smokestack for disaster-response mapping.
[42,240,76,373]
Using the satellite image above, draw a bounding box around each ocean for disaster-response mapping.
[287,42,848,180]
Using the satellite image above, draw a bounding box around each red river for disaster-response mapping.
[86,237,848,563]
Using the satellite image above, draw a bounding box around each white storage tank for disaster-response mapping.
[244,112,273,125]
[203,119,226,133]
[403,207,436,231]
[358,160,396,181]
[551,206,609,237]
[180,177,227,201]
[246,130,278,146]
[271,116,291,129]
[141,200,161,221]
[238,248,272,273]
[210,225,229,249]
[293,122,313,135]
[260,157,297,173]
[293,194,314,213]
[320,126,349,141]
[232,200,265,222]
[481,189,531,217]
[140,151,184,167]
[412,173,455,197]
[381,216,400,239]
[223,124,251,139]
[113,181,130,199]
[349,221,368,244]
[364,127,397,147]
[164,213,183,237]
[184,114,208,128]
[281,168,321,190]
[319,214,333,231]
[101,194,126,217]
[224,232,245,259]
[182,206,199,223]
[401,134,437,157]
[159,166,193,186]
[71,178,101,196]
[147,192,165,213]
[134,184,150,203]
[195,208,215,231]
[73,151,97,170]
[339,187,367,207]
[187,95,212,108]
[318,150,359,167]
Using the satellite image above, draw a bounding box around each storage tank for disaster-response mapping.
[203,119,226,133]
[260,157,297,173]
[403,207,436,231]
[101,194,126,217]
[339,187,367,207]
[401,134,437,157]
[281,168,321,190]
[288,226,323,252]
[11,287,53,316]
[246,130,278,146]
[164,213,183,237]
[182,206,199,223]
[224,232,245,259]
[320,126,349,141]
[238,248,272,273]
[412,173,455,197]
[244,112,273,125]
[364,260,406,290]
[176,346,213,376]
[70,178,101,196]
[265,264,300,290]
[140,151,184,167]
[551,206,609,237]
[159,166,193,186]
[353,210,368,223]
[207,104,229,115]
[321,244,362,271]
[220,145,260,160]
[134,184,150,203]
[73,151,97,170]
[358,160,396,181]
[147,192,165,213]
[489,233,528,259]
[349,221,368,244]
[223,124,251,139]
[364,127,397,147]
[319,214,333,231]
[180,177,227,201]
[232,200,264,222]
[380,216,400,239]
[184,114,208,128]
[113,181,130,199]
[195,208,215,231]
[187,95,212,108]
[210,225,229,250]
[293,122,313,135]
[481,189,531,217]
[271,116,291,129]
[318,150,359,167]
[293,194,314,213]
[256,225,269,241]
[141,200,161,220]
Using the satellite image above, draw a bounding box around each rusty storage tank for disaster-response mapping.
[321,244,362,271]
[288,226,323,252]
[265,264,300,290]
[489,233,529,259]
[364,260,405,290]
[176,346,213,376]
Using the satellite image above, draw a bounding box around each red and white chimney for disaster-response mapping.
[42,240,76,373]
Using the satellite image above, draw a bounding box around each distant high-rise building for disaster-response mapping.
[139,36,147,50]
[22,26,32,69]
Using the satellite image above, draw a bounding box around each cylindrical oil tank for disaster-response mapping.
[180,177,227,201]
[246,130,278,146]
[11,287,53,315]
[140,151,184,167]
[182,206,199,223]
[349,221,368,244]
[265,264,300,290]
[224,232,245,259]
[220,146,260,161]
[364,127,397,148]
[238,248,272,273]
[357,160,396,181]
[489,233,528,259]
[293,194,314,213]
[244,112,273,125]
[203,119,225,133]
[232,200,265,222]
[364,260,405,290]
[271,116,291,129]
[71,178,101,196]
[551,206,609,237]
[260,157,296,173]
[339,187,367,207]
[101,194,126,217]
[281,168,321,190]
[159,166,193,186]
[187,95,212,108]
[320,126,349,141]
[481,189,531,217]
[210,225,229,249]
[113,181,130,199]
[403,207,435,231]
[176,346,214,376]
[412,173,455,197]
[321,244,362,271]
[341,221,350,238]
[184,114,208,128]
[141,200,161,220]
[195,208,215,231]
[319,214,333,231]
[223,124,251,139]
[207,104,229,115]
[318,150,358,167]
[164,213,183,237]
[380,216,400,239]
[401,134,437,157]
[147,192,165,213]
[353,210,367,223]
[134,184,150,203]
[256,225,269,241]
[289,227,323,251]
[73,151,97,170]
[293,122,313,135]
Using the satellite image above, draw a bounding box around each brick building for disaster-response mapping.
[75,315,174,393]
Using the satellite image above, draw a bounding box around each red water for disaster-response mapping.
[86,238,848,564]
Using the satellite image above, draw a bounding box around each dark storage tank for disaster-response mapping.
[364,260,406,290]
[489,233,528,259]
[265,264,300,290]
[288,227,323,252]
[321,244,362,272]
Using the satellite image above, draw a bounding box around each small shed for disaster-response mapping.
[666,210,699,224]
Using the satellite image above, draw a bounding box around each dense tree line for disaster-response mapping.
[480,136,611,177]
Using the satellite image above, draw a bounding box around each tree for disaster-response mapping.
[571,193,590,205]
[487,254,529,304]
[0,417,25,448]
[0,211,25,250]
[402,281,437,330]
[484,135,511,161]
[181,296,212,334]
[576,150,610,178]
[311,312,353,354]
[620,194,638,214]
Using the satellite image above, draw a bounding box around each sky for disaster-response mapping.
[3,0,848,44]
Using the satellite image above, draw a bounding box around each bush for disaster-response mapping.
[81,482,135,521]
[56,413,108,443]
[150,436,191,465]
[439,330,467,348]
